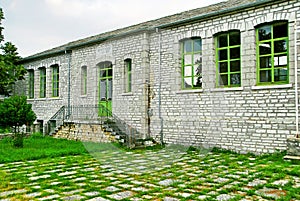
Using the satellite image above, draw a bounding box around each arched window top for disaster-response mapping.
[97,61,112,70]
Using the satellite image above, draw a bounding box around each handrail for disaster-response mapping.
[47,104,145,147]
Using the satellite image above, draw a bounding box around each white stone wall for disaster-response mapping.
[149,0,300,154]
[19,0,300,154]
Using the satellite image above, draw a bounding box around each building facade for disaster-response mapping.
[18,0,300,154]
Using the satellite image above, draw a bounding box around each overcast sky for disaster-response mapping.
[1,0,224,57]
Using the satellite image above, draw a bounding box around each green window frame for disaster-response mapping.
[52,65,59,97]
[125,59,132,92]
[39,67,46,98]
[81,66,87,95]
[215,30,241,87]
[28,70,34,99]
[256,21,289,84]
[181,38,202,89]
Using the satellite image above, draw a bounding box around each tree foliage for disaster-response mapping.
[0,96,36,147]
[0,8,26,96]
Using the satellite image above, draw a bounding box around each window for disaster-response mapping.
[39,67,46,98]
[28,70,34,99]
[124,59,132,92]
[256,21,289,84]
[216,31,241,87]
[181,38,202,89]
[51,64,59,97]
[81,66,87,95]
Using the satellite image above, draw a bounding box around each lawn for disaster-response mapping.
[0,135,299,200]
[0,133,88,163]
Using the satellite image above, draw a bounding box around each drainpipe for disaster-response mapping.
[66,50,71,118]
[295,21,299,138]
[156,28,164,144]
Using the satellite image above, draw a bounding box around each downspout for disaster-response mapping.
[295,21,299,138]
[156,28,164,144]
[66,50,71,118]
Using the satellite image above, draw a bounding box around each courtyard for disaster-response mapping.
[0,143,299,201]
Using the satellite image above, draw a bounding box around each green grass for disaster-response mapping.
[0,133,88,163]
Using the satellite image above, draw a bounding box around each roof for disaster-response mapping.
[21,0,284,62]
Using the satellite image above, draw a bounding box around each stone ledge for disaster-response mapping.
[286,137,300,156]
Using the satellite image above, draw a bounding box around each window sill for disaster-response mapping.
[176,89,203,94]
[251,84,292,90]
[121,92,133,96]
[210,87,244,92]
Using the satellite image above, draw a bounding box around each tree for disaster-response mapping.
[0,96,36,147]
[0,8,27,96]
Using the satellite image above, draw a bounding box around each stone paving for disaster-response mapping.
[0,145,299,201]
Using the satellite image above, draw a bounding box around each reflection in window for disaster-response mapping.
[256,21,289,84]
[181,38,202,89]
[216,30,241,87]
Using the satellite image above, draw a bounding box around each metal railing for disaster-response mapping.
[47,104,143,147]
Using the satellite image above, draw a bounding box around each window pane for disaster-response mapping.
[260,70,272,82]
[274,22,288,39]
[193,76,202,88]
[274,40,287,53]
[259,56,271,69]
[194,39,202,52]
[274,55,287,67]
[230,60,240,72]
[219,75,228,86]
[219,49,228,61]
[184,77,192,88]
[258,25,271,41]
[274,68,287,82]
[184,66,192,77]
[184,40,192,53]
[230,47,240,59]
[184,54,192,65]
[100,80,106,100]
[259,42,271,55]
[100,70,106,78]
[218,34,228,47]
[108,79,112,100]
[108,68,112,77]
[219,62,228,73]
[194,54,202,65]
[230,74,241,85]
[194,64,202,76]
[229,32,240,46]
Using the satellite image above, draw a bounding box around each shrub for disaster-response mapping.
[0,96,36,147]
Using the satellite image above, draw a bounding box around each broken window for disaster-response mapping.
[256,21,289,84]
[181,38,202,89]
[216,30,241,87]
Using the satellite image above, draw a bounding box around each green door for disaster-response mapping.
[99,61,113,117]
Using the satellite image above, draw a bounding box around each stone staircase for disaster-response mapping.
[48,105,156,148]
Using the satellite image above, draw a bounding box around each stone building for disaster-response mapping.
[18,0,300,154]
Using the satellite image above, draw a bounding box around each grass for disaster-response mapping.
[0,133,88,163]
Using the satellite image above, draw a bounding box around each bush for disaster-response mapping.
[0,96,36,147]
[12,133,24,148]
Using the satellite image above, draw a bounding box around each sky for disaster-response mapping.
[1,0,225,57]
